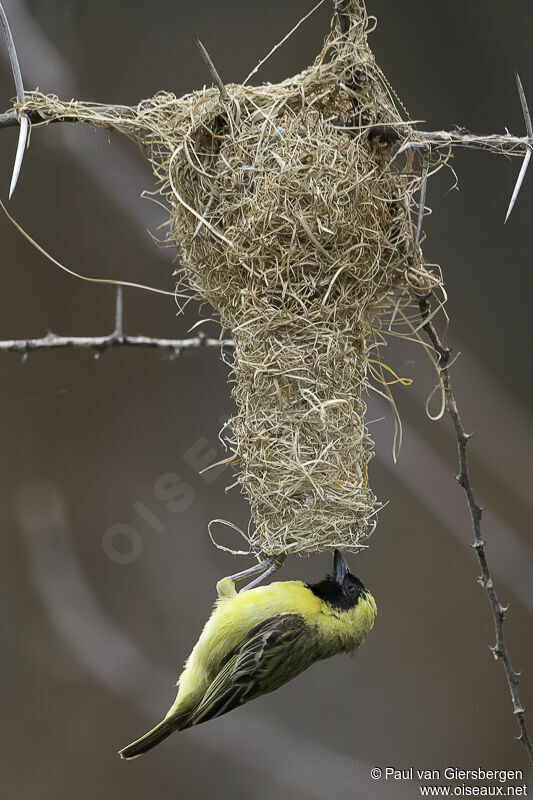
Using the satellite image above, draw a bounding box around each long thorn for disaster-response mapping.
[415,162,429,247]
[394,140,426,160]
[0,3,24,102]
[9,115,27,199]
[505,73,532,223]
[194,35,230,103]
[505,149,531,224]
[192,197,213,240]
[0,1,28,198]
[114,286,123,338]
[516,72,533,138]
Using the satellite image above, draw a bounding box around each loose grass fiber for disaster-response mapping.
[18,1,442,556]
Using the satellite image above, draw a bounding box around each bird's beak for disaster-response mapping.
[333,549,350,583]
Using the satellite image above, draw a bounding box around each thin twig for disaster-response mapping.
[0,330,234,357]
[418,293,533,766]
[243,0,326,86]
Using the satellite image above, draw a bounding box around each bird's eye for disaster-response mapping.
[346,583,359,597]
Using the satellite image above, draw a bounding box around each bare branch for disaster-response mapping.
[0,330,234,358]
[418,293,533,766]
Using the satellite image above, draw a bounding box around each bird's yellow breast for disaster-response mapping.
[168,580,376,716]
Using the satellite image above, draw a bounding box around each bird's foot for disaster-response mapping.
[223,553,287,593]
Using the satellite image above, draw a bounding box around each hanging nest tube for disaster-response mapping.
[18,1,441,556]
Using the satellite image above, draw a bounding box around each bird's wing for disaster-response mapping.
[188,613,312,727]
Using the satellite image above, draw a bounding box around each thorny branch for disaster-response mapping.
[0,330,233,358]
[418,294,533,766]
[0,287,234,359]
[1,106,531,158]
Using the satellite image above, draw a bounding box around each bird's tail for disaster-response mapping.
[119,712,190,760]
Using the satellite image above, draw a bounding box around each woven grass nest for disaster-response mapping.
[20,0,442,557]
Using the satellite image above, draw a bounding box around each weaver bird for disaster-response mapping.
[119,550,376,759]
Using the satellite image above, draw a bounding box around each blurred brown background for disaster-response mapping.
[0,1,532,798]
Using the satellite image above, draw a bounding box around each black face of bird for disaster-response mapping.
[307,550,367,611]
[334,549,366,603]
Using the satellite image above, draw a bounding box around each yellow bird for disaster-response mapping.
[119,550,377,759]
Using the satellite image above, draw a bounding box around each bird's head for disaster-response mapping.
[307,550,376,615]
[306,550,376,651]
[332,549,367,607]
